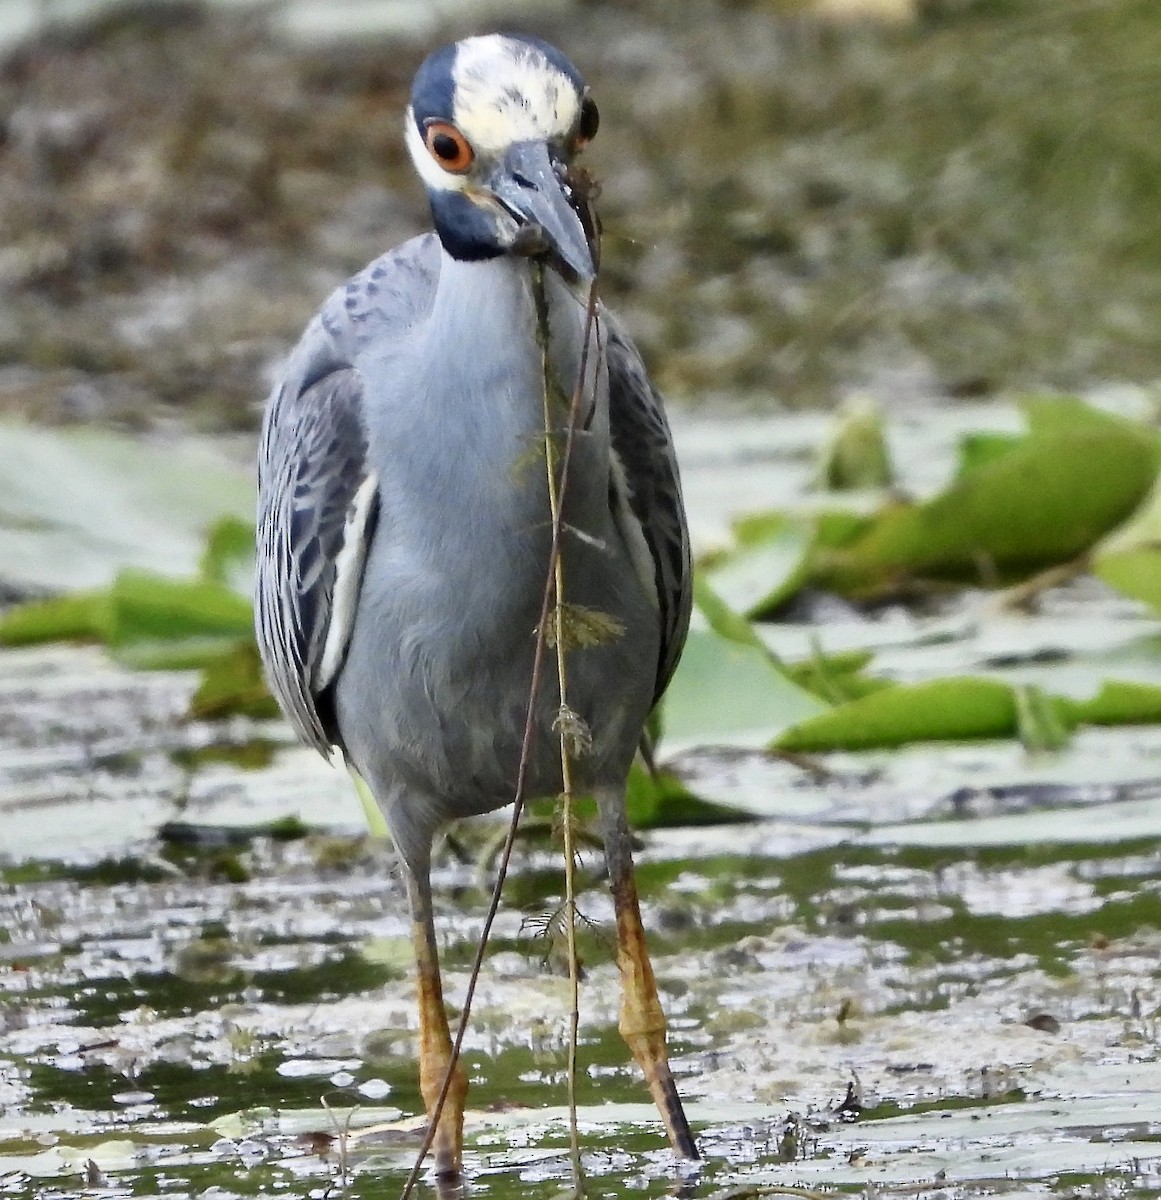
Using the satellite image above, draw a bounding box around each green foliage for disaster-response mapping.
[705,518,814,618]
[109,569,253,645]
[709,395,1161,605]
[0,515,267,720]
[775,677,1022,753]
[813,397,1159,595]
[814,397,894,492]
[0,569,251,649]
[189,640,278,721]
[785,646,888,705]
[1013,684,1072,754]
[1094,471,1161,613]
[775,675,1161,756]
[1063,680,1161,728]
[199,516,255,589]
[626,761,752,828]
[660,580,827,752]
[0,589,110,646]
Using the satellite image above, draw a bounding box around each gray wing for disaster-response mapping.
[255,367,377,755]
[604,315,692,706]
[254,234,441,755]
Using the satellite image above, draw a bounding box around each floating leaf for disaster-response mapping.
[956,431,1024,475]
[0,420,253,592]
[657,581,826,751]
[109,569,253,645]
[190,639,279,720]
[1093,470,1161,612]
[717,508,876,614]
[705,519,813,618]
[776,671,1161,753]
[691,575,774,653]
[111,635,249,671]
[0,589,111,646]
[0,568,254,650]
[786,646,890,705]
[732,507,871,552]
[1013,683,1072,752]
[1094,548,1161,613]
[626,759,752,827]
[812,397,1159,595]
[815,396,894,491]
[1067,679,1161,726]
[775,677,1022,752]
[199,515,255,591]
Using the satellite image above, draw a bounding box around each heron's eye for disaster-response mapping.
[576,97,600,147]
[424,122,474,172]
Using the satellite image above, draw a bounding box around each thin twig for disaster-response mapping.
[540,275,601,1195]
[398,269,599,1200]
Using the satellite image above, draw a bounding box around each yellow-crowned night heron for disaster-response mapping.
[255,33,694,1176]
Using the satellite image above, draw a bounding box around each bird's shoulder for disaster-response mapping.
[287,232,443,392]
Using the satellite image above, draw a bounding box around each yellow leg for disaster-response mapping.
[597,787,699,1160]
[406,869,469,1178]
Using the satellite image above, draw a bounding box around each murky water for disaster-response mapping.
[4,763,1161,1197]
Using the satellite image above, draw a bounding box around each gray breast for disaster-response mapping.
[331,252,659,866]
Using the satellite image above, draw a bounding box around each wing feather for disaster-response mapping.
[604,315,692,706]
[255,369,377,754]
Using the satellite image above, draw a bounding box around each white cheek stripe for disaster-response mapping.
[315,472,380,691]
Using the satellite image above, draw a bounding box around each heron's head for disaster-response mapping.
[406,34,600,282]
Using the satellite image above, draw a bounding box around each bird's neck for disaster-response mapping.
[426,250,601,434]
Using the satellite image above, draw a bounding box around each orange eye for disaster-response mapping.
[424,121,474,173]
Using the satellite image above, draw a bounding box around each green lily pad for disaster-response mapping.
[704,520,814,619]
[1067,679,1161,726]
[956,431,1025,474]
[1013,683,1072,752]
[775,676,1022,752]
[111,635,257,672]
[626,760,753,827]
[108,569,254,645]
[774,670,1161,754]
[812,396,1159,595]
[199,515,256,592]
[661,582,827,751]
[0,420,253,592]
[1094,547,1161,612]
[190,639,279,720]
[1093,470,1161,612]
[815,396,894,491]
[786,647,890,705]
[0,589,111,646]
[0,569,255,651]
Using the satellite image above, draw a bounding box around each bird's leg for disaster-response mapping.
[595,786,699,1160]
[405,865,469,1178]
